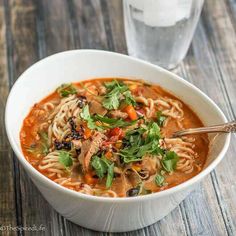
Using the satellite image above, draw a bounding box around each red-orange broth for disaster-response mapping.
[20,79,209,197]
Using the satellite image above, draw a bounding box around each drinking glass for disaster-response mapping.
[123,0,204,69]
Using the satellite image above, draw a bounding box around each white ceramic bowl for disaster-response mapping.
[5,50,230,232]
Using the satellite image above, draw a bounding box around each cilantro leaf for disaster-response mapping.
[145,122,161,143]
[161,151,179,172]
[57,84,77,97]
[103,95,120,110]
[106,163,114,188]
[58,151,73,167]
[91,156,107,178]
[102,80,135,110]
[123,90,136,106]
[80,105,104,131]
[120,122,162,163]
[155,174,165,187]
[93,114,137,128]
[156,111,166,127]
[80,105,137,131]
[91,155,114,188]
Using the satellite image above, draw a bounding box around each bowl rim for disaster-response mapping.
[5,49,231,203]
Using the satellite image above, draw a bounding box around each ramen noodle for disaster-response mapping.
[20,79,209,197]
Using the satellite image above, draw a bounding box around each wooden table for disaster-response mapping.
[0,1,236,235]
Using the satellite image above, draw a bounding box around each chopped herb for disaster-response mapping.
[91,155,114,188]
[57,83,77,97]
[155,174,165,187]
[80,105,103,131]
[80,105,137,131]
[58,151,73,168]
[38,131,49,155]
[103,95,120,110]
[161,151,179,172]
[123,90,136,106]
[146,122,161,143]
[91,156,107,178]
[106,163,114,188]
[120,122,162,163]
[156,111,166,127]
[93,114,138,129]
[102,80,135,110]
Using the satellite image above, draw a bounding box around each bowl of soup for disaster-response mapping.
[5,50,230,232]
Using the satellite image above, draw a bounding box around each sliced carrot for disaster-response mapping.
[132,163,141,172]
[84,172,98,185]
[124,105,138,121]
[84,127,92,139]
[104,151,113,160]
[115,141,122,149]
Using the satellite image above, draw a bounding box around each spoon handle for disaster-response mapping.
[173,121,236,137]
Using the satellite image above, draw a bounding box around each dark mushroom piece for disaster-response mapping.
[126,187,140,197]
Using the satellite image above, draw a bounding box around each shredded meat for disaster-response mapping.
[98,85,106,95]
[89,100,107,116]
[141,155,158,175]
[78,132,106,171]
[110,110,128,119]
[111,174,132,197]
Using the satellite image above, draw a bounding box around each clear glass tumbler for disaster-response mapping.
[123,0,204,69]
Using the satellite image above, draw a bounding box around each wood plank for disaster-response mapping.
[105,0,127,53]
[6,1,65,235]
[0,3,17,234]
[175,11,236,234]
[201,0,236,118]
[41,0,75,55]
[72,0,108,49]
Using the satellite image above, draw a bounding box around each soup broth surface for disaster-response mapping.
[20,78,208,197]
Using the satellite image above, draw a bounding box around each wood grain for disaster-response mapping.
[0,2,17,235]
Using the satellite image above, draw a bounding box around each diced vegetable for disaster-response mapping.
[104,151,113,160]
[123,105,138,121]
[109,127,124,138]
[84,172,98,185]
[84,127,92,139]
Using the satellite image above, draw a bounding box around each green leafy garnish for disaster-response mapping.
[123,90,136,106]
[80,105,137,130]
[38,131,49,155]
[91,156,107,178]
[155,174,165,187]
[80,105,103,131]
[161,151,179,172]
[102,80,135,110]
[156,111,166,127]
[106,163,114,188]
[57,83,77,97]
[91,155,114,188]
[58,151,73,168]
[103,95,120,110]
[93,114,137,129]
[120,122,162,163]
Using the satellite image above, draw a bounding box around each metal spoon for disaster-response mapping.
[173,121,236,138]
